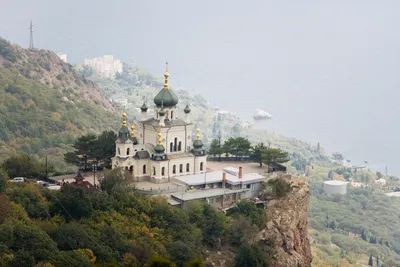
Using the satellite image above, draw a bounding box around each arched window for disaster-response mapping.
[118,148,120,155]
[143,165,146,174]
[174,138,177,152]
[178,141,182,151]
[200,162,204,171]
[153,166,156,176]
[129,166,133,173]
[127,148,130,155]
[171,110,174,119]
[173,165,176,174]
[170,142,173,153]
[162,167,165,176]
[179,164,183,173]
[186,163,190,172]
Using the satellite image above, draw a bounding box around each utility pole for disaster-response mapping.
[92,163,97,186]
[218,130,221,162]
[29,20,34,50]
[45,152,48,180]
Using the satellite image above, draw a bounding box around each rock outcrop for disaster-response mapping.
[204,175,312,267]
[257,174,312,267]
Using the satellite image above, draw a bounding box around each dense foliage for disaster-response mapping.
[208,137,289,168]
[0,37,120,173]
[64,131,116,170]
[309,184,400,266]
[0,168,273,267]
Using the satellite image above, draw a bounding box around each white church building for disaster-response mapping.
[111,63,207,184]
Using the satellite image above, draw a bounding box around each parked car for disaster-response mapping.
[10,177,25,183]
[47,185,61,191]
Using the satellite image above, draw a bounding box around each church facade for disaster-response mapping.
[111,63,207,184]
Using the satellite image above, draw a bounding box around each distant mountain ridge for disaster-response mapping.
[0,37,120,171]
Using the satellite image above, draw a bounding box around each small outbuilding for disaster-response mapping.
[324,180,348,195]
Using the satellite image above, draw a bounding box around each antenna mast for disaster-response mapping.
[29,20,34,50]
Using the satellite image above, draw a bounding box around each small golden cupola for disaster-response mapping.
[117,106,130,143]
[192,127,205,155]
[130,122,138,145]
[152,130,166,161]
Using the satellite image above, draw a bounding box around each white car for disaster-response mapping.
[47,185,61,191]
[11,177,25,183]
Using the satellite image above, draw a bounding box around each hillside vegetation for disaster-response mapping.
[0,169,275,267]
[0,37,120,172]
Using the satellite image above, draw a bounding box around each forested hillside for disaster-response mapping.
[0,169,279,267]
[0,37,120,172]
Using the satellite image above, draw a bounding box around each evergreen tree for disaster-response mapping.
[208,139,222,159]
[368,254,373,266]
[222,137,251,160]
[250,143,267,167]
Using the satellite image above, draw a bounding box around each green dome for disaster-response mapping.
[158,108,165,116]
[140,103,148,112]
[154,144,165,153]
[154,88,179,107]
[184,104,191,114]
[193,139,203,148]
[117,125,130,143]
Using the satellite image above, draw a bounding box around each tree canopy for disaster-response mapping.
[64,131,116,170]
[250,143,289,167]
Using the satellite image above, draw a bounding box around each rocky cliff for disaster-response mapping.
[258,175,312,267]
[204,175,312,267]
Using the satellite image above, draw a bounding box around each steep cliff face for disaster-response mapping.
[258,174,312,267]
[204,175,311,267]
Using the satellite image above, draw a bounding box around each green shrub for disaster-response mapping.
[267,178,291,197]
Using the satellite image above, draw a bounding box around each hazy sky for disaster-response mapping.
[1,0,399,174]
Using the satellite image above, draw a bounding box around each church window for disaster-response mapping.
[186,163,190,172]
[179,164,183,173]
[200,162,204,171]
[174,138,177,152]
[171,111,174,119]
[143,165,146,174]
[170,142,173,153]
[162,167,165,176]
[178,141,182,151]
[118,148,120,155]
[153,167,156,176]
[173,165,176,174]
[127,148,130,155]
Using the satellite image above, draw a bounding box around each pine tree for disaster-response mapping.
[368,254,373,266]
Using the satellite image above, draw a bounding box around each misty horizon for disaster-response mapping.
[1,0,399,175]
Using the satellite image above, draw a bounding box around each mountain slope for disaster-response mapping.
[0,37,120,171]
